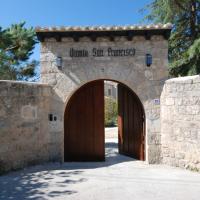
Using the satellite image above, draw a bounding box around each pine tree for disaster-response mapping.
[0,22,38,80]
[144,0,200,76]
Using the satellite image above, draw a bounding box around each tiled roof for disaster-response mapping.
[35,23,172,32]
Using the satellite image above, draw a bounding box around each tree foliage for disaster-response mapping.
[0,22,38,80]
[105,97,118,127]
[144,0,200,76]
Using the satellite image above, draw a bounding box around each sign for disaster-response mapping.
[154,99,160,105]
[69,47,136,58]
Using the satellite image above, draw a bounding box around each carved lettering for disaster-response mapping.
[69,47,136,57]
[70,48,89,57]
[93,48,104,57]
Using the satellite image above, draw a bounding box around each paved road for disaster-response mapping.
[0,139,200,200]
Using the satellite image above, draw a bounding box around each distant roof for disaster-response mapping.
[35,23,172,42]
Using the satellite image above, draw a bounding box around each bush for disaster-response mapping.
[105,97,118,127]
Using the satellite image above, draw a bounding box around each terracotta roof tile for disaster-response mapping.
[35,23,172,32]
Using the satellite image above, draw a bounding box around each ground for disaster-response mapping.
[0,128,200,200]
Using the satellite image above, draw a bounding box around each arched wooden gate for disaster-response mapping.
[64,80,145,161]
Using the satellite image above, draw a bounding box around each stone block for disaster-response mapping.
[148,133,161,145]
[165,98,175,105]
[21,105,37,120]
[175,152,185,159]
[148,145,162,164]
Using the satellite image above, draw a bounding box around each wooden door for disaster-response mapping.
[118,84,145,160]
[64,80,105,161]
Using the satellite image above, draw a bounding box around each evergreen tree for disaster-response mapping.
[144,0,200,76]
[0,22,38,80]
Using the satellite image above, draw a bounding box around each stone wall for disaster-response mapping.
[161,75,200,171]
[0,81,62,173]
[40,35,169,163]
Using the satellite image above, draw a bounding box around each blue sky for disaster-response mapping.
[1,0,152,62]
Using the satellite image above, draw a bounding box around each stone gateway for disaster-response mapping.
[37,24,171,164]
[1,24,199,173]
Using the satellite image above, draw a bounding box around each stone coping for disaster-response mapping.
[165,75,200,84]
[0,80,50,87]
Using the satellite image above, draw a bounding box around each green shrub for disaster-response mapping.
[105,97,118,127]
